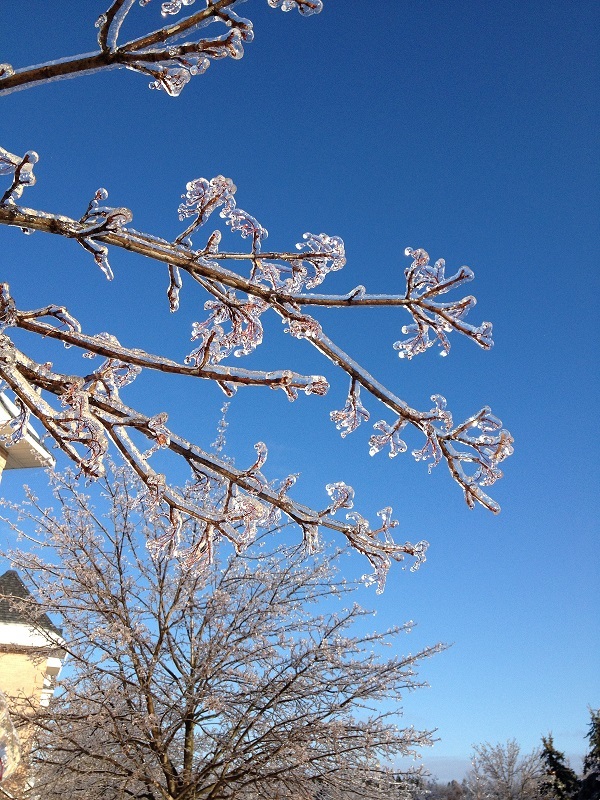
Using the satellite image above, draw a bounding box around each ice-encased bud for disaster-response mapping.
[376,506,398,533]
[283,315,322,339]
[305,375,329,396]
[268,0,323,15]
[149,67,191,97]
[412,426,442,473]
[393,322,431,359]
[295,232,346,289]
[161,0,197,16]
[330,380,369,438]
[428,394,452,430]
[106,207,133,229]
[205,230,221,253]
[179,175,236,223]
[325,481,355,514]
[369,419,407,458]
[225,207,268,252]
[473,320,494,349]
[148,412,170,449]
[409,540,429,572]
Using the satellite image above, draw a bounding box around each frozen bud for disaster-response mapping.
[405,247,429,267]
[161,0,196,15]
[369,420,407,458]
[283,315,322,339]
[106,207,133,229]
[150,67,191,97]
[330,381,369,438]
[93,247,115,281]
[268,0,323,14]
[409,540,429,571]
[326,481,355,514]
[296,232,346,289]
[473,320,494,349]
[305,375,329,396]
[473,406,502,432]
[393,321,432,359]
[205,230,221,253]
[427,394,452,430]
[376,506,398,533]
[250,441,268,472]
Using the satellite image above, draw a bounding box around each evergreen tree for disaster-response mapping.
[538,734,580,800]
[580,710,600,800]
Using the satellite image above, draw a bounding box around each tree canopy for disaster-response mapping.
[2,464,444,800]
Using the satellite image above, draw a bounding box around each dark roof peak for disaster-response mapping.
[0,569,62,636]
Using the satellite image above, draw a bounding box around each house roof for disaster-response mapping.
[0,569,62,636]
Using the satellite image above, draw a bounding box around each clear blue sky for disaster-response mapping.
[1,0,598,781]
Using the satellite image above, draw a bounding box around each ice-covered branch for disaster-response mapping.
[0,339,422,588]
[0,156,512,522]
[0,203,494,351]
[0,0,321,98]
[0,140,513,585]
[1,288,328,397]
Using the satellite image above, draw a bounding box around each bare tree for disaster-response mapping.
[464,741,542,800]
[2,465,445,800]
[0,2,513,588]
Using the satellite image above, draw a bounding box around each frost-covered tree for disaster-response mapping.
[579,710,600,800]
[1,465,444,800]
[0,1,514,588]
[465,741,542,800]
[538,735,580,800]
[410,778,466,800]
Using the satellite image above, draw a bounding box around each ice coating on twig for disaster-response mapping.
[0,147,38,205]
[268,0,323,15]
[369,419,408,458]
[77,188,133,280]
[295,232,346,289]
[394,247,493,358]
[325,481,355,515]
[0,0,326,99]
[330,380,370,438]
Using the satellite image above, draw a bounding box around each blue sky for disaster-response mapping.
[1,0,599,781]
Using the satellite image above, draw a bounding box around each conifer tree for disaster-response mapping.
[579,711,600,800]
[538,734,580,800]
